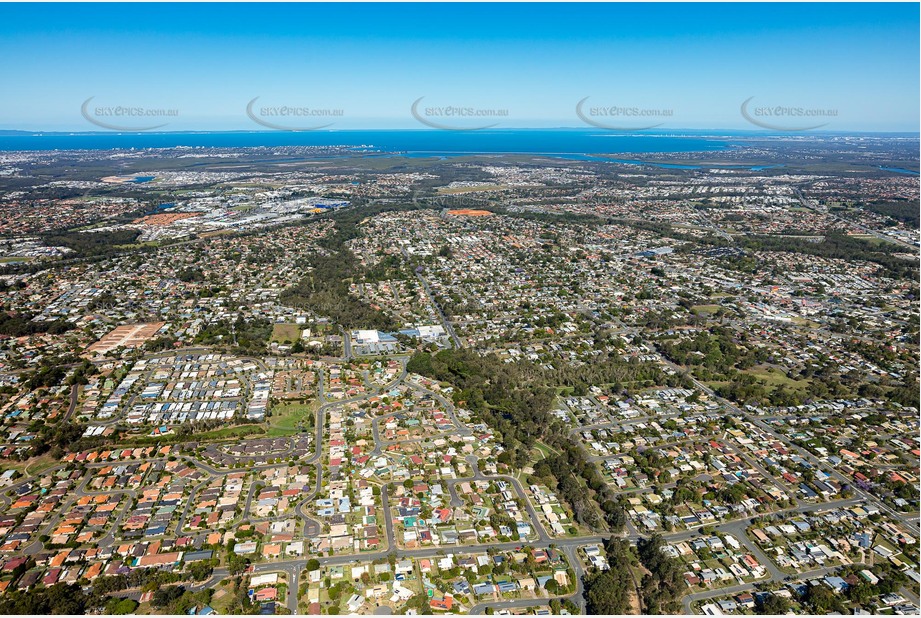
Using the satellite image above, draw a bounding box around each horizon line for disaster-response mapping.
[2,127,919,136]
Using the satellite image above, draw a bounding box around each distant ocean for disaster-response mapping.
[0,129,734,155]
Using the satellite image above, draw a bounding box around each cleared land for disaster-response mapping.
[133,212,200,225]
[85,322,166,355]
[271,323,302,344]
[446,208,495,217]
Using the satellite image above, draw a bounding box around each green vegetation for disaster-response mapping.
[756,593,790,614]
[194,316,273,355]
[0,565,199,614]
[105,598,139,614]
[535,439,626,531]
[636,534,685,614]
[0,453,58,477]
[621,219,918,281]
[146,584,216,615]
[583,537,638,614]
[281,202,425,331]
[863,199,919,228]
[583,534,685,615]
[531,441,558,461]
[407,349,554,467]
[266,401,316,437]
[0,311,73,337]
[281,249,397,331]
[24,421,90,460]
[177,267,205,282]
[40,229,142,259]
[737,232,918,280]
[407,348,634,531]
[0,583,94,614]
[656,327,841,407]
[119,424,266,446]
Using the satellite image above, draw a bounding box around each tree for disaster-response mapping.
[584,568,631,614]
[757,593,790,615]
[152,585,186,609]
[636,535,684,614]
[188,561,214,581]
[226,552,250,576]
[0,583,88,615]
[106,598,139,615]
[583,538,636,615]
[803,583,845,614]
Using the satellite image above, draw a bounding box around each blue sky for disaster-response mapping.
[0,3,917,132]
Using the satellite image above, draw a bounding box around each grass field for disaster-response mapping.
[0,454,58,477]
[690,304,721,314]
[267,401,317,437]
[198,425,267,441]
[271,323,302,344]
[707,366,809,395]
[121,424,266,446]
[531,441,559,461]
[744,366,809,390]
